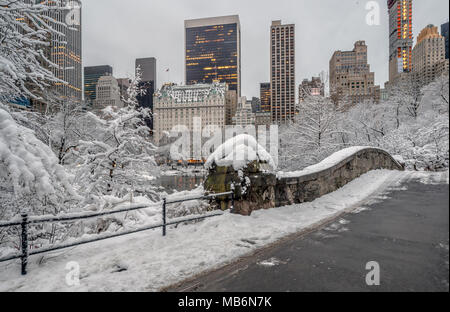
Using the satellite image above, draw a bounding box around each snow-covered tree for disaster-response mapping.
[388,78,423,121]
[280,95,344,170]
[72,68,159,209]
[344,99,397,145]
[281,75,449,172]
[344,76,449,171]
[421,75,449,114]
[0,0,66,101]
[0,104,79,216]
[11,92,89,165]
[0,0,80,214]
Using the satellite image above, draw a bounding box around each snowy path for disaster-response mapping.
[169,172,449,292]
[1,170,444,292]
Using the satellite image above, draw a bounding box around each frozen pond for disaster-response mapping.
[155,172,205,194]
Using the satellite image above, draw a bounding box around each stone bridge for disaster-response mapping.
[204,147,404,215]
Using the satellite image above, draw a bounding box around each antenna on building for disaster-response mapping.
[165,68,170,84]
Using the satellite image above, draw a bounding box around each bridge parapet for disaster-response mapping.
[205,147,404,215]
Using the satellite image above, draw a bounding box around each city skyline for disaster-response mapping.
[82,0,449,98]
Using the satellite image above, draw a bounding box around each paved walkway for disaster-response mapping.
[170,176,449,292]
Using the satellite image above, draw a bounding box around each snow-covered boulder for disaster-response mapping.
[204,134,277,215]
[205,134,275,171]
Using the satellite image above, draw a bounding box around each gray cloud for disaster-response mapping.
[82,0,449,98]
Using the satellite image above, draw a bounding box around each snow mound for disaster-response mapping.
[205,134,275,171]
[278,146,390,178]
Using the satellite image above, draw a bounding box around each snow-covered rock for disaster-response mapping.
[205,134,275,171]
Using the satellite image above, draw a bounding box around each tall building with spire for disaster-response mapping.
[270,20,295,123]
[184,15,241,97]
[387,0,413,85]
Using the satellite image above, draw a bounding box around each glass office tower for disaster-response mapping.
[84,65,113,103]
[48,0,83,100]
[388,0,413,84]
[260,83,271,112]
[185,15,241,97]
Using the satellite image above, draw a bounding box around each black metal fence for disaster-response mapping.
[0,191,234,275]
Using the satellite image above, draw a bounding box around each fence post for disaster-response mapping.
[162,198,167,237]
[230,192,235,213]
[230,183,235,214]
[20,213,28,276]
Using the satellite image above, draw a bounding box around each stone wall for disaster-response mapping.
[204,148,404,216]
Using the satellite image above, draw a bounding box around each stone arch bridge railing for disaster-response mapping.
[205,147,404,216]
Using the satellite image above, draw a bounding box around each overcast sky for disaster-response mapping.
[82,0,449,98]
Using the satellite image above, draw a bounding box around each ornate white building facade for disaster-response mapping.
[153,82,227,144]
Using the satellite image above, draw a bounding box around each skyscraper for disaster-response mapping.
[329,41,380,106]
[260,83,271,113]
[136,57,157,88]
[441,22,449,60]
[48,0,83,100]
[412,25,447,87]
[185,15,241,97]
[388,0,413,85]
[225,90,237,125]
[135,58,157,129]
[233,96,256,126]
[84,65,113,103]
[270,20,295,123]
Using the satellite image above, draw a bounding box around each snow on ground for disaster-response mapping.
[257,257,285,267]
[160,168,207,177]
[0,169,421,292]
[409,170,449,185]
